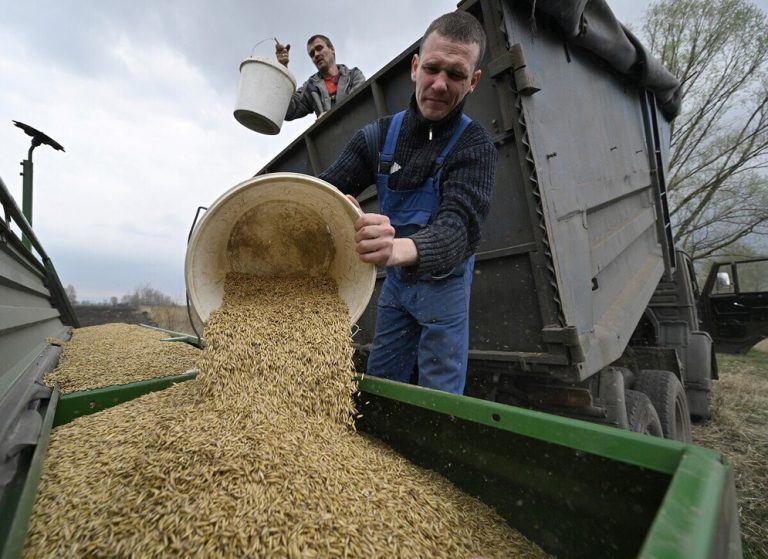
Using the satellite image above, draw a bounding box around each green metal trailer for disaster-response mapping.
[0,373,741,558]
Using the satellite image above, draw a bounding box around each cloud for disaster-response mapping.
[2,0,715,302]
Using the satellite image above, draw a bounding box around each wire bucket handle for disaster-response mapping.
[250,37,288,58]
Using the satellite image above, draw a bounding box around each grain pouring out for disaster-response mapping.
[25,274,548,558]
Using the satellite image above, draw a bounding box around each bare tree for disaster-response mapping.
[64,284,78,305]
[641,0,768,260]
[120,284,175,307]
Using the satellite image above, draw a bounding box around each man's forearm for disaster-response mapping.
[390,238,418,267]
[354,214,419,268]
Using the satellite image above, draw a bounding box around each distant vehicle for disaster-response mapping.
[699,257,768,354]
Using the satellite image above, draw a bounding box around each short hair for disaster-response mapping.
[420,11,486,70]
[307,34,334,50]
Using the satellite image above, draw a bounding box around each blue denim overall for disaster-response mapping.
[366,110,475,395]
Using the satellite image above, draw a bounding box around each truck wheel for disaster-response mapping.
[635,369,693,442]
[625,390,663,437]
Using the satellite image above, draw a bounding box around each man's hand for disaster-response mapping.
[275,42,290,67]
[354,213,418,267]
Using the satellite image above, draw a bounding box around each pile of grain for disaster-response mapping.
[44,323,199,394]
[26,273,547,558]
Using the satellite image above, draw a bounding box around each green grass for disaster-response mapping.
[692,349,768,559]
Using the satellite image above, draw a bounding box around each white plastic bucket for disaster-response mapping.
[234,57,297,135]
[185,172,377,325]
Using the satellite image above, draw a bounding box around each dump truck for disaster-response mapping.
[257,0,718,440]
[0,0,744,557]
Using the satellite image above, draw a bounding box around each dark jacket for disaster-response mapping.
[285,64,366,120]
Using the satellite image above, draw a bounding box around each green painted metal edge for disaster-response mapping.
[0,387,59,559]
[53,371,706,474]
[358,376,740,557]
[357,375,699,473]
[161,335,204,347]
[54,370,198,427]
[639,447,740,558]
[358,376,692,474]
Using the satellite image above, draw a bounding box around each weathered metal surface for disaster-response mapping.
[0,173,77,524]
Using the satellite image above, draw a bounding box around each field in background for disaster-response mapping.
[74,304,156,328]
[74,304,198,335]
[141,305,198,335]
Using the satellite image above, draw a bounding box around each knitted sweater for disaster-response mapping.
[319,95,498,276]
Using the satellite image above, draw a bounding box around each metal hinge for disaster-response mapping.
[541,325,585,362]
[489,44,540,96]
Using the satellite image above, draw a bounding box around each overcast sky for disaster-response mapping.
[0,1,764,302]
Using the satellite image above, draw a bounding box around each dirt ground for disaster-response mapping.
[140,305,198,334]
[74,304,157,327]
[693,346,768,558]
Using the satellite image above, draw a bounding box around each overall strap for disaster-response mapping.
[378,111,406,174]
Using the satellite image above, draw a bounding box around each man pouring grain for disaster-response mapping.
[319,11,497,395]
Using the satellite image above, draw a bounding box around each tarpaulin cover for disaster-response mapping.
[531,0,682,119]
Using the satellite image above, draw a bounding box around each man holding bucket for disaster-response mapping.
[276,35,365,120]
[319,11,497,395]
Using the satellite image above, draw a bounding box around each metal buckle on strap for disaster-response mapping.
[378,159,393,174]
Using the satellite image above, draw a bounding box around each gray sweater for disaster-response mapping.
[285,64,365,120]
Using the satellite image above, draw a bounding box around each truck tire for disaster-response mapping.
[625,390,663,437]
[635,369,693,442]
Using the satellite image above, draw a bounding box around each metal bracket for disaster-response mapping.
[541,325,585,362]
[486,371,502,402]
[488,51,516,78]
[490,44,540,96]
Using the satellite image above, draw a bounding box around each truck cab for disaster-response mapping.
[699,257,768,354]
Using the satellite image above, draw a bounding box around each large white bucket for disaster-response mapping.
[185,172,377,325]
[234,57,296,135]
